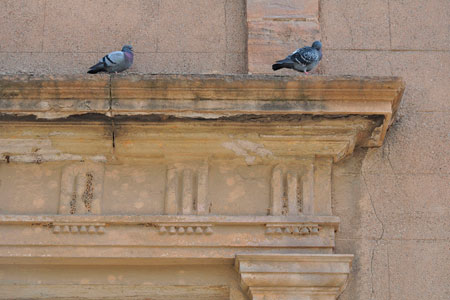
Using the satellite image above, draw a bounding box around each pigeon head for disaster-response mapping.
[122,45,133,52]
[311,41,322,50]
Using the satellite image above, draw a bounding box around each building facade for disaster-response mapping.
[0,1,449,299]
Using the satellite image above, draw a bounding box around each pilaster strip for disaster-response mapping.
[270,165,284,216]
[302,163,315,215]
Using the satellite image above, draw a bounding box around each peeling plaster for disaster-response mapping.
[89,155,107,163]
[0,138,105,163]
[0,139,54,154]
[7,153,83,163]
[48,131,76,136]
[222,139,273,165]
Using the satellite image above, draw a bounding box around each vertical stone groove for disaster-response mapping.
[164,162,210,215]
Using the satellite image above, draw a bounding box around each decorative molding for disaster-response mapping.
[235,254,353,300]
[157,224,213,235]
[270,157,333,217]
[51,223,106,234]
[265,224,320,236]
[0,214,340,227]
[0,215,338,263]
[59,162,105,215]
[164,161,209,215]
[270,162,315,216]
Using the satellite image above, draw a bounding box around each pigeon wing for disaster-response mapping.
[99,51,125,67]
[290,47,320,66]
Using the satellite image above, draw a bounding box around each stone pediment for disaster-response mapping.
[0,75,404,299]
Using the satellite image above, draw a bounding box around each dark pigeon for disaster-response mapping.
[272,41,322,74]
[88,45,134,74]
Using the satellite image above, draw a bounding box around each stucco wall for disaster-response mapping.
[320,0,450,299]
[0,0,247,74]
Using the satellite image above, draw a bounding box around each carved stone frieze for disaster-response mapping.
[265,224,320,236]
[0,215,340,261]
[52,223,106,234]
[270,162,314,216]
[157,224,213,235]
[270,157,333,217]
[59,162,105,215]
[164,161,209,215]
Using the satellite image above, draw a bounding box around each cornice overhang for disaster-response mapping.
[0,74,405,163]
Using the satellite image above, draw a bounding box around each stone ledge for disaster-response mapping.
[0,214,340,226]
[0,74,405,148]
[0,215,339,263]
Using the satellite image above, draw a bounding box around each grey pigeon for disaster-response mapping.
[87,45,134,74]
[272,41,322,74]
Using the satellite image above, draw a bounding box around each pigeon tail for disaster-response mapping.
[272,58,294,71]
[87,62,106,74]
[272,63,284,71]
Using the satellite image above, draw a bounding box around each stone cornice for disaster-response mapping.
[1,74,404,131]
[0,215,340,264]
[0,214,340,226]
[0,75,405,164]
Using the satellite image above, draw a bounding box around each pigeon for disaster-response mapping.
[87,45,134,74]
[272,41,322,74]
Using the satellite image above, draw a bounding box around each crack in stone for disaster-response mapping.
[384,140,399,300]
[342,10,355,48]
[387,244,391,300]
[361,168,385,300]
